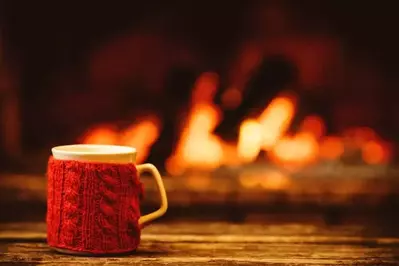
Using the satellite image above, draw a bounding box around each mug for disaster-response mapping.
[46,144,168,255]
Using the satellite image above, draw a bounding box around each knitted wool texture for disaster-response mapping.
[47,157,144,254]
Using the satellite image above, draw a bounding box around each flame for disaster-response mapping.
[258,95,296,150]
[269,132,319,167]
[238,119,263,162]
[166,72,226,174]
[237,94,297,164]
[120,116,161,163]
[362,140,391,165]
[319,136,344,160]
[81,125,119,145]
[343,127,377,147]
[299,115,325,139]
[180,104,223,168]
[80,69,393,181]
[80,116,161,163]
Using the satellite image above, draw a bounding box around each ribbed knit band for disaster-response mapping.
[47,157,143,254]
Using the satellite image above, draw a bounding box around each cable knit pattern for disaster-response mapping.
[47,157,144,254]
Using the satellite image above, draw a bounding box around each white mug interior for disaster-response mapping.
[52,144,137,164]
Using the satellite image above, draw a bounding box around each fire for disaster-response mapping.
[269,133,319,167]
[80,70,393,179]
[237,95,296,163]
[362,140,391,165]
[343,127,377,147]
[299,115,325,139]
[80,116,161,163]
[120,116,161,163]
[258,95,296,150]
[319,136,344,160]
[180,103,223,168]
[166,70,392,175]
[80,125,119,145]
[166,72,226,175]
[342,127,391,165]
[238,119,262,162]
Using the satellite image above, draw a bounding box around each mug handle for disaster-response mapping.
[136,163,168,227]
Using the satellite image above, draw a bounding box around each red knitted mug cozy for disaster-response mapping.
[47,156,144,254]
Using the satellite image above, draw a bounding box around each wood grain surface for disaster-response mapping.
[1,222,399,265]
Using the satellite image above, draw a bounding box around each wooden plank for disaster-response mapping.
[1,241,398,265]
[1,222,399,265]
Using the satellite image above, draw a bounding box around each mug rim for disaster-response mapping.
[52,144,137,156]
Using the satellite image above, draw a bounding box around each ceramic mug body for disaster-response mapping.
[47,144,168,255]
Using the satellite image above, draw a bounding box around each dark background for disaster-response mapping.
[1,0,399,160]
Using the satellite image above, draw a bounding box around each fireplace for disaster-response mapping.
[1,0,399,223]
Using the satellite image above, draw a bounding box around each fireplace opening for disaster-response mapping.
[1,0,399,223]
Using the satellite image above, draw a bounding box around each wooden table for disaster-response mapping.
[1,222,399,265]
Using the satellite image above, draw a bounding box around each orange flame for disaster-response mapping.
[319,136,344,160]
[238,119,262,162]
[258,95,296,150]
[179,104,223,168]
[80,125,119,145]
[299,115,325,139]
[120,116,161,163]
[343,127,377,147]
[237,94,297,164]
[80,70,393,179]
[166,72,226,174]
[80,116,161,163]
[269,132,319,167]
[362,140,391,165]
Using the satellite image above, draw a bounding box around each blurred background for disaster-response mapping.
[1,0,399,226]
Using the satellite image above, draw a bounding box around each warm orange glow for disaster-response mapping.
[221,88,242,109]
[239,172,260,188]
[239,170,290,190]
[258,95,296,150]
[270,132,319,167]
[181,104,223,168]
[166,72,226,174]
[191,72,219,103]
[299,115,325,139]
[120,116,161,163]
[238,119,262,163]
[343,127,377,147]
[166,104,223,173]
[362,140,390,165]
[81,125,119,145]
[80,117,161,164]
[81,68,394,182]
[259,170,290,190]
[319,136,344,160]
[187,175,212,191]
